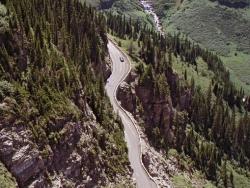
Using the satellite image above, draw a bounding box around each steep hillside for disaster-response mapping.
[83,0,155,26]
[152,0,250,92]
[0,0,132,187]
[107,13,250,187]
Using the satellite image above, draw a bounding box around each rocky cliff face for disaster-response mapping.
[117,68,192,146]
[117,81,136,113]
[0,123,45,187]
[135,83,175,142]
[0,96,132,187]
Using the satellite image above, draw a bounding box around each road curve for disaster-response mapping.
[105,40,157,188]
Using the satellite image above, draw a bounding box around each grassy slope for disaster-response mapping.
[154,0,250,93]
[166,149,217,188]
[172,56,213,92]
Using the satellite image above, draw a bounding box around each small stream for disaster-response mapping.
[140,0,164,34]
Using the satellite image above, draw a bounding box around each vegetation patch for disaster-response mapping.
[153,0,250,93]
[0,162,17,188]
[172,174,193,188]
[0,3,9,33]
[107,10,250,187]
[172,56,214,92]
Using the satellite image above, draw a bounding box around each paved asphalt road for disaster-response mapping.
[105,41,157,188]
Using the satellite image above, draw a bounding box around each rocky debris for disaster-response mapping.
[49,120,113,187]
[138,118,208,188]
[63,152,82,178]
[142,152,173,188]
[10,146,44,184]
[131,117,174,188]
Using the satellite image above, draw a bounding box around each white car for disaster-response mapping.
[120,57,124,62]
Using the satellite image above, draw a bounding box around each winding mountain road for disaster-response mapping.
[105,41,157,188]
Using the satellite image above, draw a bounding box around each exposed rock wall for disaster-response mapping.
[0,124,45,187]
[117,81,136,113]
[117,68,192,145]
[0,102,132,187]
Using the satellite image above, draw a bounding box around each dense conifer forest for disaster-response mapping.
[0,0,131,186]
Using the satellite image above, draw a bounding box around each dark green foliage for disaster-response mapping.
[0,0,109,138]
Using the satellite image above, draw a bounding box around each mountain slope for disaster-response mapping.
[107,13,250,188]
[83,0,155,26]
[153,0,250,92]
[0,0,132,187]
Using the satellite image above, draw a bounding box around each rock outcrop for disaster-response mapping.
[135,84,175,139]
[0,107,132,187]
[117,81,136,113]
[117,67,192,146]
[0,124,45,186]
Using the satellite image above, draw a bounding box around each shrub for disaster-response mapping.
[0,80,14,101]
